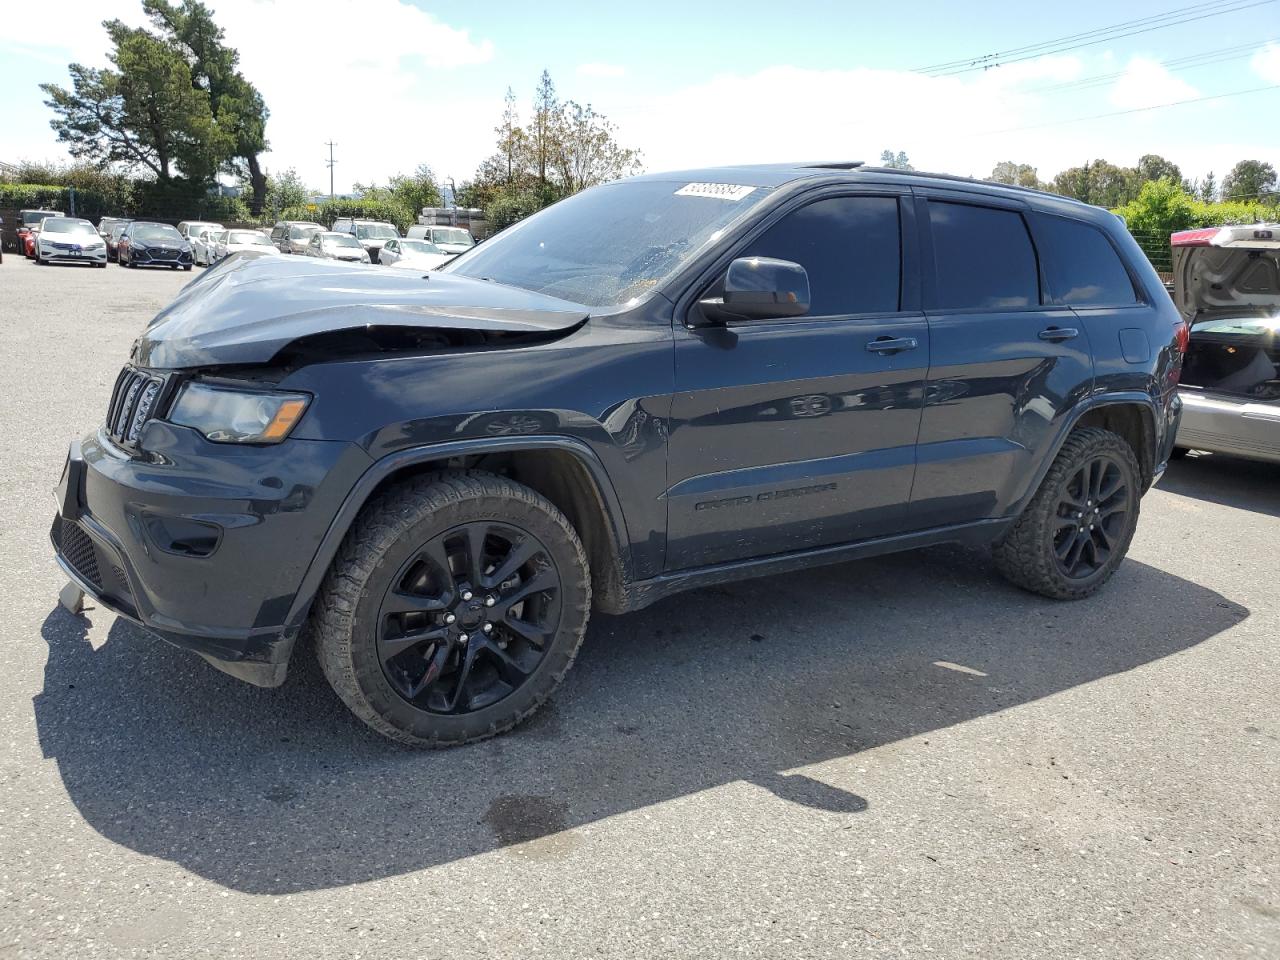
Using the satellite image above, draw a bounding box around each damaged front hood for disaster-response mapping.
[134,253,589,369]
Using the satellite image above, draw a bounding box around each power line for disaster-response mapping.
[1026,38,1278,95]
[981,82,1280,134]
[917,0,1277,77]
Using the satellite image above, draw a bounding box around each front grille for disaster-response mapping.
[105,367,167,447]
[52,516,102,589]
[149,247,178,261]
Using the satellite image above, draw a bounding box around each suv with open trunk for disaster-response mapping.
[52,162,1184,745]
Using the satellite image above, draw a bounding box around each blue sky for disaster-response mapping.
[2,0,1277,193]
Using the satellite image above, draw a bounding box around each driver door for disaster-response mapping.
[665,190,928,570]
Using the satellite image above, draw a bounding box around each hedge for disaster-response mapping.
[281,198,413,231]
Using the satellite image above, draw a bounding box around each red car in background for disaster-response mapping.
[17,209,63,259]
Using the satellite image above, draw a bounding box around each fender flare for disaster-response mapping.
[283,435,633,630]
[1010,392,1161,517]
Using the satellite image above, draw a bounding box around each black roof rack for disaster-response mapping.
[803,161,865,170]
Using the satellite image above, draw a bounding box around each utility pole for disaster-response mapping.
[324,141,338,202]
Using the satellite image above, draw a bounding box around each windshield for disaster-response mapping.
[289,225,321,240]
[355,223,399,240]
[323,234,361,248]
[229,231,272,245]
[43,218,97,235]
[445,179,772,307]
[431,228,473,246]
[402,239,443,255]
[133,224,183,243]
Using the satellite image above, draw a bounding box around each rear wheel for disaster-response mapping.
[992,427,1141,600]
[312,471,591,746]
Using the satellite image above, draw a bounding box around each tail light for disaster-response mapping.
[1171,320,1190,385]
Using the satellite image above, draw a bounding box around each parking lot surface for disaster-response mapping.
[1,257,1277,959]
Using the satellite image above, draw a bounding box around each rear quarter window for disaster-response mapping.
[928,201,1039,310]
[1036,215,1139,306]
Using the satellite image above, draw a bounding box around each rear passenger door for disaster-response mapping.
[909,193,1094,529]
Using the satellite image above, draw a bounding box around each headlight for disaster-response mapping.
[168,383,310,444]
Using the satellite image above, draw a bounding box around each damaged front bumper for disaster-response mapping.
[51,428,372,686]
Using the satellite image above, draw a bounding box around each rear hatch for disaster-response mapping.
[1172,226,1280,400]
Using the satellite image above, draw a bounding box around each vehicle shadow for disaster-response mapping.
[34,545,1247,894]
[1161,454,1280,519]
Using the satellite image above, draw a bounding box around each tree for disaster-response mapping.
[1135,154,1182,187]
[880,150,912,170]
[551,101,642,194]
[41,20,228,183]
[1051,159,1137,207]
[263,167,309,217]
[387,164,443,217]
[1111,178,1197,238]
[531,70,558,187]
[142,0,270,214]
[496,87,526,186]
[1221,160,1277,202]
[1199,171,1218,203]
[989,161,1040,188]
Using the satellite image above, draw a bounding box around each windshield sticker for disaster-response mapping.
[675,182,756,201]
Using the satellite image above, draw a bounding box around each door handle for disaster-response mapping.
[866,336,918,354]
[1039,326,1079,342]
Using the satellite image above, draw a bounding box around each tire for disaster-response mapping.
[1170,446,1190,460]
[183,264,192,271]
[312,470,591,746]
[992,427,1142,601]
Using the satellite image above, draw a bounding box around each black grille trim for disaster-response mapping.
[105,367,169,449]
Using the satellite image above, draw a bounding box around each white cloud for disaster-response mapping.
[578,62,626,79]
[1107,57,1199,111]
[1251,43,1280,83]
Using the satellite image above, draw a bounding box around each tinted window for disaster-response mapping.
[1037,216,1138,306]
[928,202,1038,310]
[738,196,901,316]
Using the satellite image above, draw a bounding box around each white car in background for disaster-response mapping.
[406,224,475,255]
[35,217,108,267]
[190,226,222,266]
[211,229,280,264]
[378,237,453,270]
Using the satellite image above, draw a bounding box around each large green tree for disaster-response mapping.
[41,20,228,183]
[989,161,1041,188]
[1221,160,1277,202]
[141,0,270,213]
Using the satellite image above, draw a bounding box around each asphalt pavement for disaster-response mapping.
[1,255,1277,958]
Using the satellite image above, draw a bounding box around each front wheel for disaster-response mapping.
[992,427,1141,600]
[311,471,591,746]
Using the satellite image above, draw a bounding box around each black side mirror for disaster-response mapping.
[699,257,811,323]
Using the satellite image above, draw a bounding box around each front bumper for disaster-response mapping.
[51,427,372,686]
[130,248,194,267]
[40,245,107,264]
[1176,389,1280,464]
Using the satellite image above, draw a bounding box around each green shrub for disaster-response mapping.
[282,198,413,231]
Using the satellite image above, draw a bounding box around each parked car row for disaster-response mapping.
[21,210,476,273]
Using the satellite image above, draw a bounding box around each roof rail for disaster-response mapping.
[803,161,865,170]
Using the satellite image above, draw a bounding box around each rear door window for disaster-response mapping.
[1036,216,1139,306]
[737,195,902,317]
[927,201,1039,310]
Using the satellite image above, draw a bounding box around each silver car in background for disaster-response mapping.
[270,220,323,255]
[406,224,475,255]
[378,238,453,270]
[304,231,370,263]
[1172,224,1280,464]
[211,229,280,264]
[190,226,222,266]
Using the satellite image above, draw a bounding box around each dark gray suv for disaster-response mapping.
[52,162,1184,746]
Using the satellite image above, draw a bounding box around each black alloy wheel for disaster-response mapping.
[1050,454,1133,580]
[376,521,561,714]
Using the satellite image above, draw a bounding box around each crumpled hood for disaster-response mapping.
[133,252,589,369]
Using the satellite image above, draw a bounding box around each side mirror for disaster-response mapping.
[699,257,811,323]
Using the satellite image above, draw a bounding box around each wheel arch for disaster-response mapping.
[1011,394,1160,518]
[285,436,635,632]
